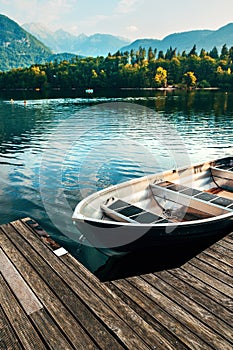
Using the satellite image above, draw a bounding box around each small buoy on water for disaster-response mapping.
[24,100,27,105]
[10,98,14,103]
[85,88,94,94]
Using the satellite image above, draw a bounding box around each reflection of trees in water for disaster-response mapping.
[0,101,53,153]
[143,90,233,117]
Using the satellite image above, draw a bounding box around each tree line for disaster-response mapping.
[1,44,233,90]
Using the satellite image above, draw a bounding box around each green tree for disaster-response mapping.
[168,57,181,84]
[165,47,177,60]
[188,45,197,57]
[229,46,233,62]
[199,49,206,58]
[220,44,229,60]
[158,50,165,59]
[130,49,135,64]
[147,47,155,62]
[209,46,219,59]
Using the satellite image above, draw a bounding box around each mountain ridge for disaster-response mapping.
[120,23,233,53]
[23,20,233,57]
[22,22,130,56]
[0,14,52,71]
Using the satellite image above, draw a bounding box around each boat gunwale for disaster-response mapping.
[73,211,233,228]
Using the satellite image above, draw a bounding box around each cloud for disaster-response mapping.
[127,25,138,33]
[36,0,75,24]
[116,0,141,14]
[4,0,75,26]
[76,14,110,34]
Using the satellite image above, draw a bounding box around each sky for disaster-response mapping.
[1,0,233,41]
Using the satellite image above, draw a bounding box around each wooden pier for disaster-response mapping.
[0,218,232,350]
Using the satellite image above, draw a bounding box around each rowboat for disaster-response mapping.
[72,156,233,255]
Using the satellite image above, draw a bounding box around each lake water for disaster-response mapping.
[0,89,232,279]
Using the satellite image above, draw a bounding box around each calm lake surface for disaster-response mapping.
[0,89,232,278]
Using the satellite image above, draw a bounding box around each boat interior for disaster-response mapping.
[100,158,233,224]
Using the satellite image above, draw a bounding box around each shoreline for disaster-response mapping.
[120,86,220,91]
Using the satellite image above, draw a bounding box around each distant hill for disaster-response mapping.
[23,23,130,56]
[120,24,233,54]
[0,14,52,71]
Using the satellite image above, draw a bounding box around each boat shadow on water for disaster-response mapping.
[93,229,231,281]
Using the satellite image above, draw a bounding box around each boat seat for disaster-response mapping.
[101,198,171,224]
[210,166,233,192]
[150,182,233,216]
[156,180,233,209]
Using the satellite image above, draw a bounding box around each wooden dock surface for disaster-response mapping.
[0,218,232,350]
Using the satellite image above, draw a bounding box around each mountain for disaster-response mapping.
[120,24,233,54]
[74,33,130,56]
[197,23,233,50]
[0,14,52,71]
[23,23,130,56]
[22,23,78,53]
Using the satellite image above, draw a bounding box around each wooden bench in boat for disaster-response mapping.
[153,181,233,209]
[212,160,233,172]
[210,166,233,192]
[101,199,172,224]
[150,182,233,219]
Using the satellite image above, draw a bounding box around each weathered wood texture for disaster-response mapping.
[0,218,232,350]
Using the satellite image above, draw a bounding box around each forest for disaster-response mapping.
[1,44,233,91]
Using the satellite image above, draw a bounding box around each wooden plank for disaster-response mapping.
[223,233,233,243]
[15,222,162,349]
[209,242,233,258]
[61,251,186,350]
[0,229,99,350]
[204,246,232,267]
[105,279,189,350]
[29,308,77,350]
[0,306,23,350]
[128,275,232,350]
[183,262,233,298]
[216,239,233,251]
[142,273,232,343]
[0,274,47,350]
[112,278,212,350]
[189,258,233,288]
[196,253,232,277]
[157,270,232,326]
[170,268,233,311]
[0,248,43,315]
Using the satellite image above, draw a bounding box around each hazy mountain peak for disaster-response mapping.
[77,33,88,40]
[23,22,53,35]
[22,22,130,56]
